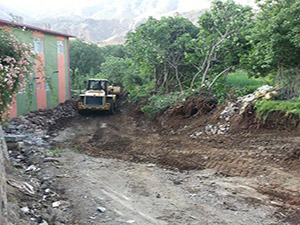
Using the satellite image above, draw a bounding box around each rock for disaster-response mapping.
[195,131,202,136]
[6,142,21,150]
[270,201,283,207]
[44,189,51,194]
[25,165,37,172]
[43,158,60,163]
[146,163,156,168]
[97,207,106,213]
[39,220,49,225]
[173,180,182,185]
[43,135,50,140]
[41,183,47,190]
[4,134,26,142]
[34,215,43,223]
[17,124,25,131]
[21,206,30,214]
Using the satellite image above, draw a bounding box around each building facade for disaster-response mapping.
[0,19,74,118]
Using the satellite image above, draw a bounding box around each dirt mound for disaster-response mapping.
[230,105,300,134]
[157,93,300,136]
[170,94,217,118]
[155,94,218,132]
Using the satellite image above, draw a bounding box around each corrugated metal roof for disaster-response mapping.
[0,18,75,38]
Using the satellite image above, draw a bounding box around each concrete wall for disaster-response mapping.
[0,126,8,225]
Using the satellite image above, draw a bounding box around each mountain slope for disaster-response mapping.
[1,0,206,45]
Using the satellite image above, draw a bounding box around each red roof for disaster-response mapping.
[0,18,75,38]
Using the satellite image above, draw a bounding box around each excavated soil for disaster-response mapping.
[49,97,300,224]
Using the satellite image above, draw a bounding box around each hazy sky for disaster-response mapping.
[0,0,256,16]
[0,0,100,13]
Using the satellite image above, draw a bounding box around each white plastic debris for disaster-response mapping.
[21,206,30,214]
[26,165,37,172]
[100,123,107,128]
[52,201,61,208]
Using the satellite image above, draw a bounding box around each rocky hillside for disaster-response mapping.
[0,0,206,45]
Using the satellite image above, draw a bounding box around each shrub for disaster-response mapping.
[141,92,183,119]
[0,30,35,117]
[255,99,300,120]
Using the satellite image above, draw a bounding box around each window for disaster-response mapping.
[57,40,64,54]
[36,83,41,90]
[34,37,43,54]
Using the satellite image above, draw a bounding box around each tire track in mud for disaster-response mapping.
[57,109,299,181]
[134,145,271,178]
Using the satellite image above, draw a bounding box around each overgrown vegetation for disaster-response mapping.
[141,92,184,119]
[225,70,268,97]
[255,99,300,121]
[69,0,300,118]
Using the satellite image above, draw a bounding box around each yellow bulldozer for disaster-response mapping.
[78,79,121,114]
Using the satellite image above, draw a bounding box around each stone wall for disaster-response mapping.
[0,126,8,225]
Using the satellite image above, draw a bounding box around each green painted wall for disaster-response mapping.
[64,38,69,100]
[12,28,38,116]
[6,27,70,117]
[44,34,59,108]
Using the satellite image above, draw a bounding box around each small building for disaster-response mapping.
[0,19,74,118]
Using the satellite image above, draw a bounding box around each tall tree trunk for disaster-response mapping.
[207,67,231,90]
[154,65,159,92]
[175,66,183,93]
[276,51,284,82]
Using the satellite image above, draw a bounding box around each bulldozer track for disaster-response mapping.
[125,138,275,178]
[65,111,300,181]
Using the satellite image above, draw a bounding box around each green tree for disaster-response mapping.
[244,0,300,76]
[126,16,199,93]
[187,0,254,90]
[69,40,104,76]
[101,45,129,58]
[243,0,300,98]
[97,56,131,86]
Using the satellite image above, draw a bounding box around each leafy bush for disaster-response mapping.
[141,92,183,119]
[255,99,300,120]
[233,85,260,97]
[0,30,35,118]
[210,82,231,104]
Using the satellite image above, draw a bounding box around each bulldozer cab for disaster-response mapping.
[87,79,108,92]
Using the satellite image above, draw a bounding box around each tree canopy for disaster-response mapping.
[69,0,300,105]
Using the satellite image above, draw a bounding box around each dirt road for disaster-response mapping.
[48,104,300,225]
[53,150,280,225]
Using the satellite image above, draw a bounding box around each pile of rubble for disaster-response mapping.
[4,129,73,224]
[190,85,277,138]
[2,100,78,224]
[6,100,77,135]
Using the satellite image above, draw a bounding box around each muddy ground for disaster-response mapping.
[5,97,300,224]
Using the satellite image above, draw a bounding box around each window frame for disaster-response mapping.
[57,40,64,54]
[33,37,44,54]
